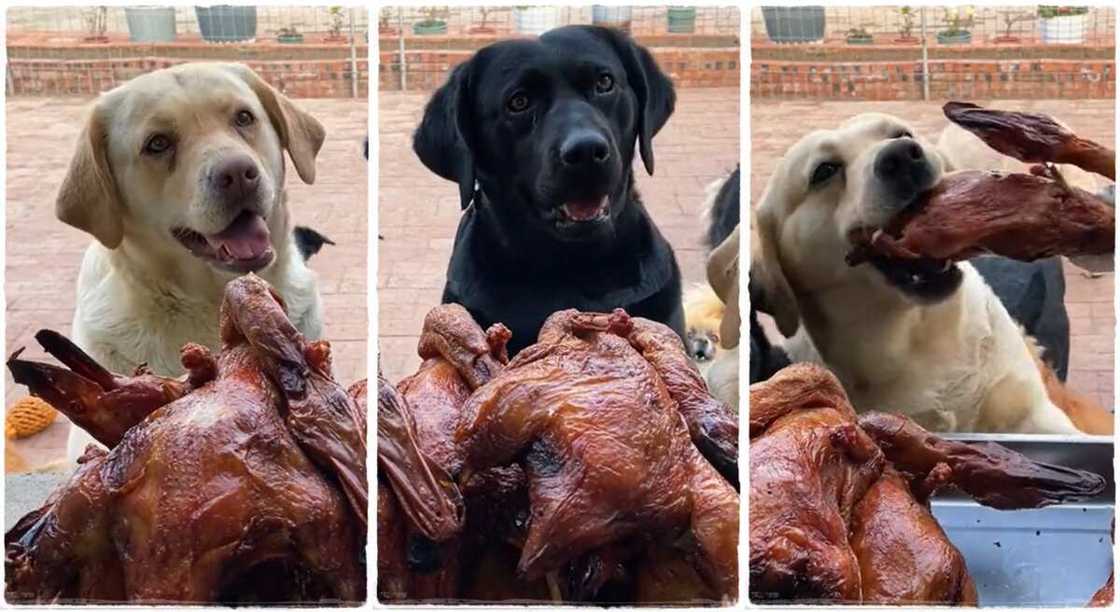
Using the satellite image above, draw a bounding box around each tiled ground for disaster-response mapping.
[751,99,1115,411]
[378,88,741,382]
[4,97,368,471]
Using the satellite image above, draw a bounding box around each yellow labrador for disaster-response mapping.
[57,63,326,462]
[752,112,1078,434]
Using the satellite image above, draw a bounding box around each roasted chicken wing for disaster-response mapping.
[6,275,366,604]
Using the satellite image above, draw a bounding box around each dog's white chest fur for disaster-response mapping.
[65,242,322,461]
[786,264,1071,433]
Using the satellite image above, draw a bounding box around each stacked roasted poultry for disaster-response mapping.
[378,305,740,604]
[750,364,1107,605]
[5,275,367,604]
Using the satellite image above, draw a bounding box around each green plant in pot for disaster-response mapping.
[326,6,346,41]
[379,8,399,35]
[846,24,873,44]
[277,25,303,44]
[895,6,918,43]
[667,6,697,34]
[937,6,973,44]
[994,8,1034,44]
[413,6,449,36]
[468,6,495,34]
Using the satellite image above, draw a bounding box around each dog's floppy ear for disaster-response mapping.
[599,27,676,175]
[751,199,800,338]
[56,102,124,249]
[227,64,325,185]
[414,60,477,210]
[707,225,741,349]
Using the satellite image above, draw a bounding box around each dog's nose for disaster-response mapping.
[559,131,611,168]
[874,139,936,198]
[874,139,926,181]
[212,157,261,202]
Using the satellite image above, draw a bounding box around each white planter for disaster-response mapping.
[513,7,561,35]
[1040,14,1086,44]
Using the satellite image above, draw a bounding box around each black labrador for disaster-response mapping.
[413,25,683,355]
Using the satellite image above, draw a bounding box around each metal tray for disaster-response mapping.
[934,433,1114,607]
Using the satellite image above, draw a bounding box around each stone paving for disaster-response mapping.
[4,97,368,471]
[752,99,1115,411]
[378,88,741,382]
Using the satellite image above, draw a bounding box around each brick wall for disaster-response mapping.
[751,43,1115,101]
[379,47,740,92]
[6,43,369,97]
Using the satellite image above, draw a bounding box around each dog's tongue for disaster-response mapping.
[205,212,271,261]
[562,196,608,221]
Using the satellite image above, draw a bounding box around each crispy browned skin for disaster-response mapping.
[944,101,1116,180]
[858,411,1106,510]
[850,466,977,605]
[625,318,739,485]
[749,364,885,603]
[457,309,739,600]
[382,305,512,603]
[848,170,1115,265]
[377,373,463,545]
[6,275,364,604]
[1090,573,1114,607]
[750,364,1106,605]
[7,332,208,448]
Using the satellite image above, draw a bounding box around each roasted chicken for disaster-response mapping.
[378,305,739,604]
[848,101,1115,266]
[6,275,366,604]
[750,363,1107,605]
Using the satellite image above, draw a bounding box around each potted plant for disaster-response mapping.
[379,8,399,36]
[82,6,110,43]
[667,6,697,33]
[1039,6,1089,44]
[846,25,873,45]
[895,6,919,44]
[761,6,826,44]
[276,25,303,44]
[468,6,496,34]
[937,6,973,44]
[195,5,257,43]
[125,6,177,43]
[513,6,561,35]
[413,6,448,36]
[326,6,347,41]
[994,8,1034,44]
[592,6,632,32]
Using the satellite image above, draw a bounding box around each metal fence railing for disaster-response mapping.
[379,6,741,92]
[378,5,739,39]
[6,6,369,98]
[7,6,369,43]
[751,5,1114,47]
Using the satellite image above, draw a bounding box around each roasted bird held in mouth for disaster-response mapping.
[5,275,367,604]
[749,363,1106,605]
[378,305,740,604]
[848,102,1115,267]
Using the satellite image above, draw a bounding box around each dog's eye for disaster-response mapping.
[143,134,173,155]
[892,129,913,139]
[810,161,842,187]
[595,73,614,94]
[235,110,255,127]
[709,331,720,343]
[506,92,530,114]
